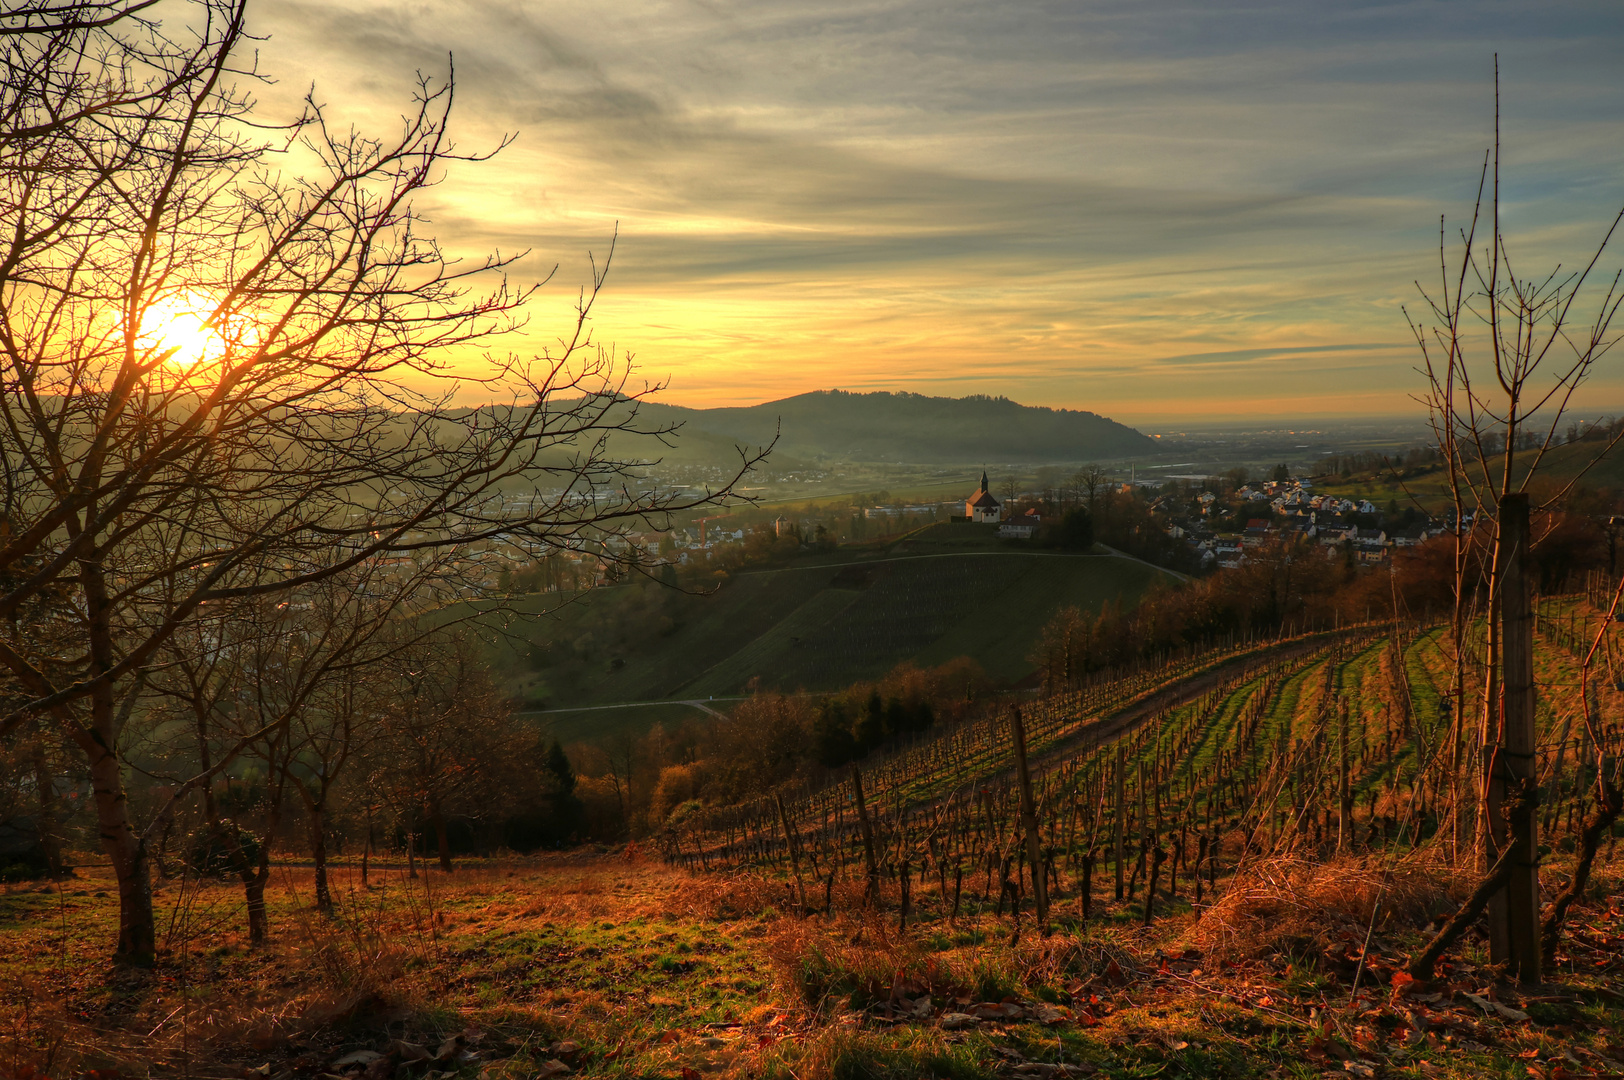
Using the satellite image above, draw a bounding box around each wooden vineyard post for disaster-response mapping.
[1080,848,1094,918]
[1113,745,1126,901]
[1010,707,1049,927]
[1338,698,1353,853]
[852,766,881,905]
[1143,841,1165,926]
[776,793,807,916]
[1487,493,1541,984]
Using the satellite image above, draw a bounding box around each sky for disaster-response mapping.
[240,0,1624,424]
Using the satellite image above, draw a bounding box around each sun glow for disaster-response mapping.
[139,295,223,367]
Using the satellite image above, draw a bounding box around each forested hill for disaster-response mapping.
[640,390,1154,464]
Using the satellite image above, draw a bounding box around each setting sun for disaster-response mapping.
[139,295,220,366]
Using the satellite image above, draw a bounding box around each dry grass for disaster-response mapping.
[1186,853,1463,961]
[2,848,1620,1080]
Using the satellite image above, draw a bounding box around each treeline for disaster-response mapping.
[1030,510,1610,687]
[1013,490,1201,573]
[1,622,584,937]
[1317,420,1624,481]
[565,659,993,839]
[1318,443,1444,480]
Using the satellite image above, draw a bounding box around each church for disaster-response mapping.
[966,472,1002,523]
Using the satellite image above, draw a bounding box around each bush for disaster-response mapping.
[184,820,261,877]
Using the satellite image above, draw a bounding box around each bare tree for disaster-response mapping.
[1029,605,1089,694]
[143,557,419,940]
[0,0,766,963]
[1410,63,1624,982]
[1073,465,1108,519]
[368,634,521,873]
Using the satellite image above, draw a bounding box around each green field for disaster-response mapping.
[1313,437,1624,510]
[475,523,1173,741]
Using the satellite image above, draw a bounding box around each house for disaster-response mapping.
[1355,527,1388,563]
[1391,527,1428,547]
[998,520,1037,539]
[1241,519,1272,546]
[966,472,1002,523]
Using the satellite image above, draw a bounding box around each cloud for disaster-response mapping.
[229,0,1624,420]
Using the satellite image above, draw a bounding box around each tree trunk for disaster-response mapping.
[80,551,157,963]
[434,812,453,872]
[1487,493,1540,984]
[246,867,269,946]
[87,735,155,964]
[309,802,333,913]
[30,737,63,877]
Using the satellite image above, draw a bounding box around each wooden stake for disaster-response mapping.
[852,766,880,905]
[1488,492,1540,984]
[1011,707,1049,928]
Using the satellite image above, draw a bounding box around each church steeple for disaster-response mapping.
[966,470,1002,523]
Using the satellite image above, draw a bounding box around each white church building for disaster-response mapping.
[966,472,1002,523]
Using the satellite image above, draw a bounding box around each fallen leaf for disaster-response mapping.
[389,1042,430,1064]
[329,1053,382,1070]
[1033,1004,1070,1026]
[1462,992,1529,1022]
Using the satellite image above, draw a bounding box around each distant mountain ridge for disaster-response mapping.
[639,389,1153,464]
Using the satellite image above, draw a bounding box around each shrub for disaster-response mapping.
[184,820,261,878]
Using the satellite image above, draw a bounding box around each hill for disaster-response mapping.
[636,389,1155,465]
[477,524,1172,741]
[1312,437,1624,511]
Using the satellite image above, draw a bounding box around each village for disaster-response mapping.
[394,462,1453,600]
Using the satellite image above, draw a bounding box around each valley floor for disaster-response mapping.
[2,849,1621,1080]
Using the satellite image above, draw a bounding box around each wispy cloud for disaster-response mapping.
[239,0,1624,421]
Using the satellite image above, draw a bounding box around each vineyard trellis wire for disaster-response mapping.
[660,607,1623,961]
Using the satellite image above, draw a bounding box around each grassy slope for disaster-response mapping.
[7,852,1619,1080]
[1312,438,1624,511]
[476,525,1170,742]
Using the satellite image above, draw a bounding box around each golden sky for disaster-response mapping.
[245,0,1624,424]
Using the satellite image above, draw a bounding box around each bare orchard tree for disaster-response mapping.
[1029,604,1090,695]
[1409,66,1624,983]
[141,558,425,942]
[0,0,767,963]
[366,634,526,875]
[1073,465,1108,519]
[281,624,391,916]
